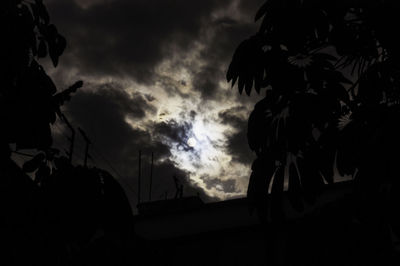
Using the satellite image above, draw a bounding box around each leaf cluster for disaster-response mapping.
[0,0,81,151]
[227,0,400,222]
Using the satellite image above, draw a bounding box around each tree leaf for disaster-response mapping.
[35,162,50,183]
[271,165,285,221]
[245,75,253,96]
[247,156,275,221]
[56,34,67,55]
[255,2,268,22]
[238,76,245,94]
[37,39,47,57]
[22,152,46,173]
[35,0,50,25]
[288,162,304,212]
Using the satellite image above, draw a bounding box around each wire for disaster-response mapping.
[52,113,137,198]
[90,144,137,197]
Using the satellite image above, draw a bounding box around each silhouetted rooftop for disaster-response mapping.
[137,196,204,216]
[134,181,354,240]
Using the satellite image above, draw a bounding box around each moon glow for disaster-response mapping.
[187,137,197,148]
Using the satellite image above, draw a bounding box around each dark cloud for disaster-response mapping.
[144,94,156,102]
[190,12,261,100]
[65,82,157,152]
[141,159,216,202]
[192,65,223,100]
[202,176,238,194]
[44,0,266,206]
[53,82,209,211]
[238,0,266,18]
[156,75,192,99]
[219,106,255,165]
[62,82,169,172]
[189,110,197,120]
[153,120,200,156]
[153,120,191,145]
[46,0,231,83]
[219,105,247,128]
[226,128,255,165]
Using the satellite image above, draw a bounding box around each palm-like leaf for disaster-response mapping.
[228,1,400,222]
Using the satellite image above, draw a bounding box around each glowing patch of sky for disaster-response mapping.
[121,37,252,199]
[167,113,250,199]
[43,1,258,200]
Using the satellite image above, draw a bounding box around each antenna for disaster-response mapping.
[78,127,91,167]
[149,152,154,201]
[60,113,75,163]
[173,175,183,199]
[138,150,142,204]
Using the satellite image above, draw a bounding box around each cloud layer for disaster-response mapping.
[44,0,265,211]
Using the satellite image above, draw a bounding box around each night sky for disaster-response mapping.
[40,0,266,211]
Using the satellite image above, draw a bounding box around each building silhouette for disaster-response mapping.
[132,181,383,266]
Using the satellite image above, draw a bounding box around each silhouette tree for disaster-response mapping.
[0,1,84,264]
[0,0,81,156]
[228,0,400,263]
[1,2,134,265]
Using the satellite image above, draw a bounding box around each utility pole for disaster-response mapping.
[60,113,75,164]
[173,175,183,199]
[149,152,154,201]
[78,127,91,167]
[138,150,142,204]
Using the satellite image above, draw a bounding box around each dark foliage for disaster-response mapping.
[0,0,81,151]
[228,0,400,263]
[1,1,134,265]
